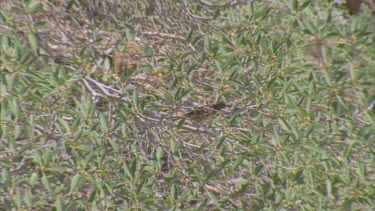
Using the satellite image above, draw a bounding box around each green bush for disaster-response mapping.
[1,0,374,210]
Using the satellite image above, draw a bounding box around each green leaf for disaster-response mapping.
[252,74,261,89]
[103,56,111,70]
[0,160,13,168]
[325,179,332,196]
[280,80,292,95]
[336,95,349,110]
[57,118,71,134]
[322,68,332,86]
[215,134,225,149]
[205,169,216,182]
[291,0,298,11]
[132,90,139,110]
[213,9,220,19]
[2,168,11,188]
[0,9,10,23]
[171,184,179,201]
[16,189,22,208]
[48,166,67,174]
[228,114,238,126]
[322,46,332,65]
[156,146,164,161]
[123,162,133,180]
[99,112,109,132]
[303,20,318,34]
[185,28,194,42]
[56,196,65,211]
[76,141,92,152]
[204,36,211,53]
[300,1,312,11]
[24,189,32,207]
[131,159,137,178]
[27,31,38,50]
[219,159,231,171]
[144,44,153,57]
[232,182,250,196]
[177,117,186,129]
[207,191,219,206]
[27,0,44,14]
[109,140,120,152]
[69,174,83,193]
[278,118,291,133]
[41,175,51,192]
[232,157,244,171]
[34,21,46,30]
[174,87,190,101]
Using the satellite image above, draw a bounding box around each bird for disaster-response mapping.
[185,101,228,123]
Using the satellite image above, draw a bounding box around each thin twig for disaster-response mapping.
[195,0,243,8]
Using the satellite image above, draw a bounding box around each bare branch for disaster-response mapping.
[141,31,185,41]
[195,0,244,8]
[141,31,197,51]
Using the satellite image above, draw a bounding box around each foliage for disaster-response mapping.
[1,0,374,210]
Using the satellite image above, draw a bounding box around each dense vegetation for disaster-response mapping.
[1,0,374,210]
